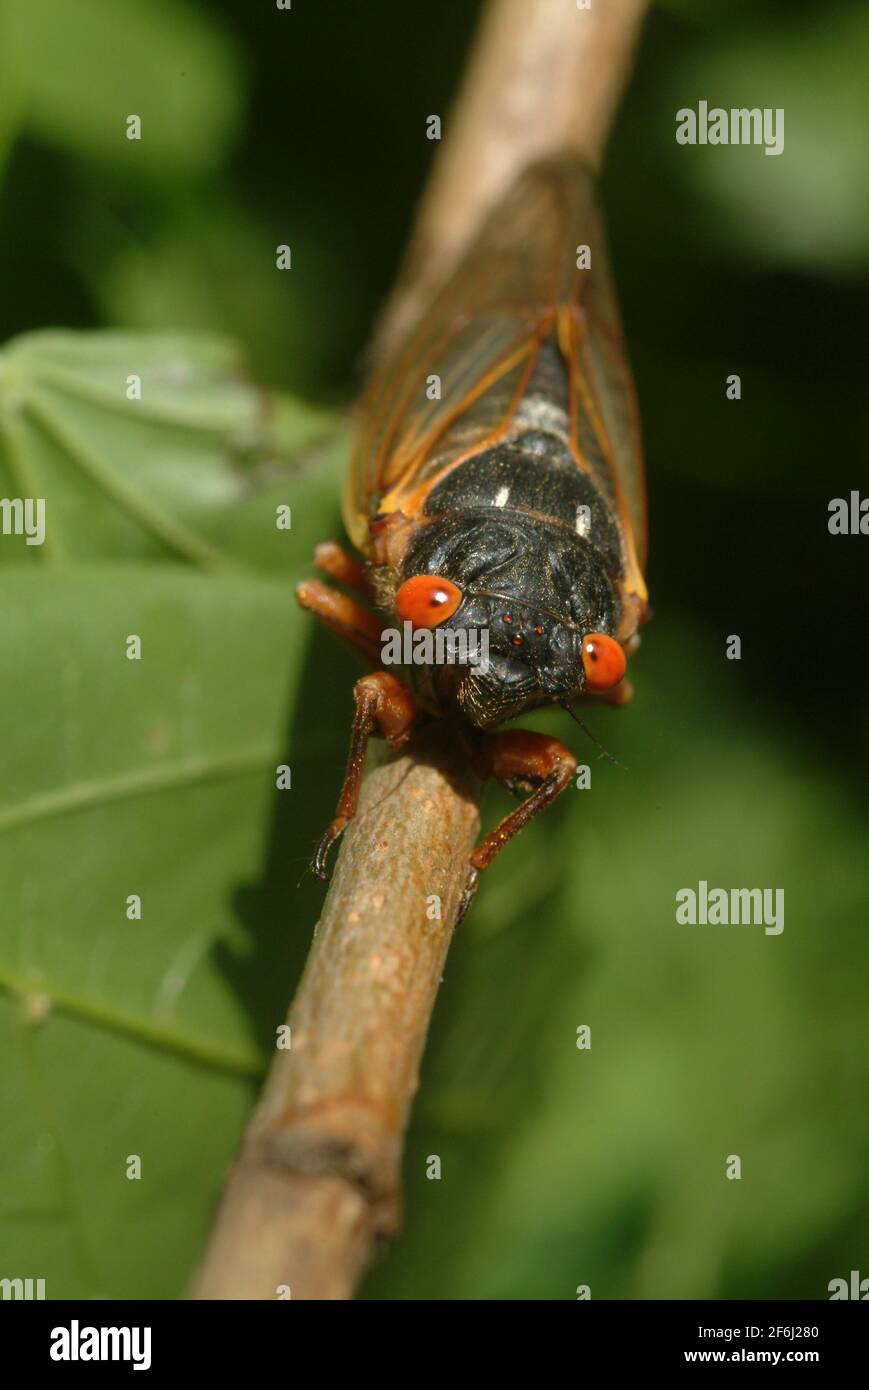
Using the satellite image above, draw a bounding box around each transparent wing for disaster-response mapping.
[345,154,647,589]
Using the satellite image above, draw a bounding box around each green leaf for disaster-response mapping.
[0,329,358,1296]
[0,329,344,569]
[0,562,358,1296]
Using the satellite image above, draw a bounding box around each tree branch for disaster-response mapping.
[373,0,650,358]
[189,0,650,1301]
[189,727,479,1298]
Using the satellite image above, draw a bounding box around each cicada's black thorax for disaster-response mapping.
[400,344,626,727]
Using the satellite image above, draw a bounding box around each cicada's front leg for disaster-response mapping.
[458,730,577,921]
[313,671,418,879]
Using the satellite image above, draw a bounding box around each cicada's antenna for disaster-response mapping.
[558,699,627,770]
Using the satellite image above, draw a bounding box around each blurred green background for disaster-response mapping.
[0,0,867,1300]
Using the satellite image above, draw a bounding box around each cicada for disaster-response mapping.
[297,154,649,913]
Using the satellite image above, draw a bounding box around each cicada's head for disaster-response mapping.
[395,512,626,729]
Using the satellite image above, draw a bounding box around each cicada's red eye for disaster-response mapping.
[581,633,626,691]
[395,575,463,628]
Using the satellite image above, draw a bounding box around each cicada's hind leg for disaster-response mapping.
[296,537,385,664]
[458,730,577,921]
[312,540,371,598]
[295,574,383,668]
[312,671,417,880]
